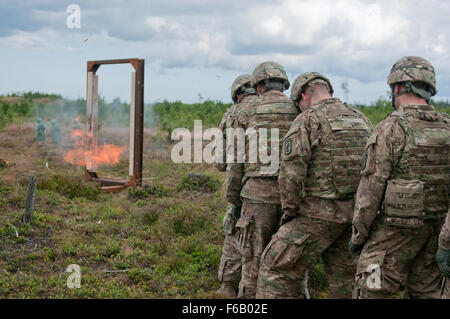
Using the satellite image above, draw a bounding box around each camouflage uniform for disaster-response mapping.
[215,75,257,298]
[439,209,450,253]
[352,56,450,299]
[216,106,241,295]
[256,93,373,299]
[227,62,304,299]
[438,209,450,299]
[352,105,450,298]
[36,117,46,142]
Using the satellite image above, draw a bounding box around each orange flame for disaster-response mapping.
[64,129,126,166]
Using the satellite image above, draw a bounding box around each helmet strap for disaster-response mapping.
[240,88,256,101]
[409,82,432,103]
[243,87,256,96]
[391,82,432,107]
[262,79,285,93]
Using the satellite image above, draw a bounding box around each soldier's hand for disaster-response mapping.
[279,213,295,227]
[436,248,450,277]
[348,240,364,257]
[232,206,242,219]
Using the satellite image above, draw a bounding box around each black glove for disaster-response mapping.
[348,240,364,257]
[232,206,242,219]
[436,247,450,277]
[279,213,295,227]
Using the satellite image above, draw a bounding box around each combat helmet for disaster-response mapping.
[388,56,436,103]
[231,74,251,103]
[290,72,334,105]
[250,61,290,91]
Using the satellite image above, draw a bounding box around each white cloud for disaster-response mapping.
[1,0,450,102]
[0,29,74,51]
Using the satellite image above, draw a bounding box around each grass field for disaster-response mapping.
[0,93,448,298]
[0,118,231,298]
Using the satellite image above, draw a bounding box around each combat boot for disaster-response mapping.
[216,283,236,299]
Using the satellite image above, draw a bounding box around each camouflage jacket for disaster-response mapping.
[215,106,235,172]
[279,98,373,223]
[225,94,259,206]
[226,90,297,206]
[352,104,450,245]
[439,208,450,250]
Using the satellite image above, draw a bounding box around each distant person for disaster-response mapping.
[50,119,61,144]
[256,72,373,299]
[350,56,450,298]
[36,117,46,142]
[214,74,257,298]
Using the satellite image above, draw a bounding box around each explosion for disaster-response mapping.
[64,129,126,167]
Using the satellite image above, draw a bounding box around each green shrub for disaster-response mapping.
[14,101,31,116]
[152,99,231,138]
[127,184,170,200]
[178,173,220,193]
[37,175,100,200]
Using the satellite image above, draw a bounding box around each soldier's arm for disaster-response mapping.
[351,119,406,244]
[226,163,243,207]
[279,113,317,217]
[214,110,230,172]
[225,115,246,207]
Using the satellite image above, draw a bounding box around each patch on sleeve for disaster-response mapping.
[360,133,378,176]
[284,138,293,155]
[361,153,367,171]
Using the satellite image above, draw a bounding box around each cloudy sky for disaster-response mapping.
[1,0,450,104]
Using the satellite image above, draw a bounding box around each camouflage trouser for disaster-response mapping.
[218,204,242,285]
[256,214,356,299]
[442,277,449,299]
[235,198,283,299]
[354,217,445,299]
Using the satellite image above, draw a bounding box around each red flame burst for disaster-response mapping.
[64,129,126,166]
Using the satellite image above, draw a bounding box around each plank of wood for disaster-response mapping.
[129,72,136,176]
[86,72,98,171]
[23,175,36,224]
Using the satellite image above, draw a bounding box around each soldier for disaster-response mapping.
[215,74,257,298]
[50,119,62,145]
[227,61,304,299]
[36,117,46,142]
[256,72,373,299]
[437,208,450,298]
[350,56,450,299]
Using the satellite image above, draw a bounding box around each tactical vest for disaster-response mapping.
[244,91,299,177]
[385,105,450,220]
[305,99,372,199]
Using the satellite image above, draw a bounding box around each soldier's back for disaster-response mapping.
[386,104,450,217]
[237,90,298,203]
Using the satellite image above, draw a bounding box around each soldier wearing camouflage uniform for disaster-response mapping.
[256,72,373,299]
[437,208,450,298]
[350,56,450,299]
[215,75,257,298]
[227,62,304,299]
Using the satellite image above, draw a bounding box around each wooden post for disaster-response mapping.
[133,59,144,186]
[129,72,136,176]
[23,175,36,224]
[86,71,99,171]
